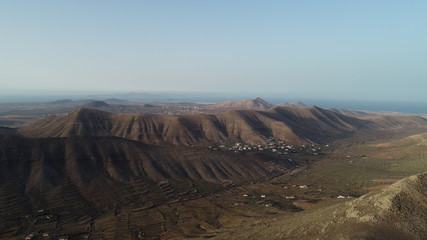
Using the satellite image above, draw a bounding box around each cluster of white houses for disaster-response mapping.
[208,139,326,156]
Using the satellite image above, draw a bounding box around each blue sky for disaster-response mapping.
[1,1,426,101]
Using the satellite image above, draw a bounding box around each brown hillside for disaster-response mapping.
[0,135,290,186]
[208,97,274,110]
[19,106,375,145]
[0,134,292,216]
[364,115,427,129]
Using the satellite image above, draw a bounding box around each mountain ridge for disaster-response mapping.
[19,106,372,145]
[208,97,274,110]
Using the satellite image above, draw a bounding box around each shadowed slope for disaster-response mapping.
[264,106,366,142]
[0,134,293,234]
[0,127,16,135]
[81,100,110,108]
[0,135,289,186]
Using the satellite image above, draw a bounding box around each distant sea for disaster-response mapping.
[1,93,426,115]
[180,96,427,114]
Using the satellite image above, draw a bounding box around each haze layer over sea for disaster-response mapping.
[0,92,426,115]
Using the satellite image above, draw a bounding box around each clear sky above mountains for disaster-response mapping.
[1,1,426,101]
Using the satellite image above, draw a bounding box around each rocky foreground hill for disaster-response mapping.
[210,172,427,240]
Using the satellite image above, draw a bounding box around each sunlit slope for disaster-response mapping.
[210,172,427,240]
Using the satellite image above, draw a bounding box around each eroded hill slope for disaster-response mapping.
[0,134,292,217]
[19,106,382,145]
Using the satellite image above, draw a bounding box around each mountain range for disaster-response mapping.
[19,106,427,146]
[2,100,427,239]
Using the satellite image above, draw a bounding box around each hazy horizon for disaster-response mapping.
[1,90,427,114]
[1,1,427,102]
